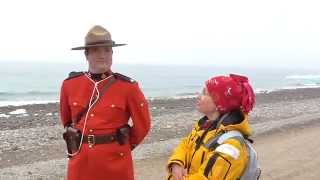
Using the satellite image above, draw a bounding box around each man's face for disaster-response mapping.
[86,46,113,73]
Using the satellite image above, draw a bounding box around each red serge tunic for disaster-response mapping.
[59,72,151,180]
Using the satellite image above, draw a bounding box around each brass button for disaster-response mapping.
[140,103,144,107]
[111,104,115,108]
[119,152,124,157]
[89,129,93,133]
[90,113,94,117]
[72,102,77,106]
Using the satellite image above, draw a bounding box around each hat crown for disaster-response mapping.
[71,25,126,50]
[85,25,112,45]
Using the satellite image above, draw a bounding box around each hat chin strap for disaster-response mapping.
[88,67,111,74]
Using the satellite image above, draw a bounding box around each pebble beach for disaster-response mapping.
[0,87,320,180]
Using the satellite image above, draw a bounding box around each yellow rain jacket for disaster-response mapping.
[167,110,252,180]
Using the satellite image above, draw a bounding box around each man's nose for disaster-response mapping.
[97,50,108,57]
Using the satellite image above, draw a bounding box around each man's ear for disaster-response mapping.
[84,49,89,61]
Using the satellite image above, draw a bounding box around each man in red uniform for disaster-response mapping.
[60,25,151,180]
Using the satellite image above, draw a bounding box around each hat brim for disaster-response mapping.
[71,43,127,50]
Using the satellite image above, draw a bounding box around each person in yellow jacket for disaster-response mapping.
[167,74,256,180]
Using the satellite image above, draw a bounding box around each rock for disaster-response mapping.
[11,145,19,151]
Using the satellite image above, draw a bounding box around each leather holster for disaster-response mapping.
[116,125,130,145]
[63,126,81,155]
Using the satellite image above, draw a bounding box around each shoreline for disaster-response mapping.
[0,87,320,179]
[1,87,320,108]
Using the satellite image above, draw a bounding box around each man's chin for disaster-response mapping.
[90,66,111,73]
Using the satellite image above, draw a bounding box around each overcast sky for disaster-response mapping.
[0,0,319,68]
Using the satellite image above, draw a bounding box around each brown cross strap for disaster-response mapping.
[73,75,116,124]
[89,76,116,106]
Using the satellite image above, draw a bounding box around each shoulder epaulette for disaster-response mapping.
[113,72,136,83]
[66,71,85,80]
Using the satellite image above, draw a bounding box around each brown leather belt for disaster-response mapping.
[82,125,130,147]
[83,134,117,146]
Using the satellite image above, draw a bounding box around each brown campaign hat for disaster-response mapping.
[71,25,127,50]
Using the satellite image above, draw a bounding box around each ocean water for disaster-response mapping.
[0,61,319,106]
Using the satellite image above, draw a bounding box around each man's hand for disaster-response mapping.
[171,164,187,180]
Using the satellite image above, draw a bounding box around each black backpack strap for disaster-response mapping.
[204,154,218,177]
[204,153,231,179]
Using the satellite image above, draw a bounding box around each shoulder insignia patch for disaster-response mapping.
[66,71,85,80]
[113,72,136,83]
